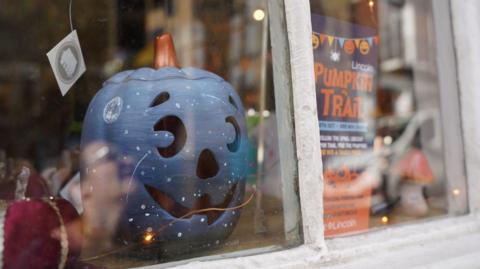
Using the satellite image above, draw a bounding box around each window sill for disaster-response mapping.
[143,213,480,269]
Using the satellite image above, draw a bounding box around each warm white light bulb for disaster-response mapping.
[369,0,375,8]
[383,136,393,146]
[253,9,265,21]
[143,232,155,244]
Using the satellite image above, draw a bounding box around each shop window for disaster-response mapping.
[310,0,467,237]
[0,0,301,268]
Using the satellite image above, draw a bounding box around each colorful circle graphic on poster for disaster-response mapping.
[359,40,370,55]
[343,40,355,55]
[312,34,320,49]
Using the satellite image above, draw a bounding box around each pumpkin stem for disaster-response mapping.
[153,34,179,69]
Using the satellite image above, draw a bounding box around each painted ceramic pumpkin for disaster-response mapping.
[81,34,247,254]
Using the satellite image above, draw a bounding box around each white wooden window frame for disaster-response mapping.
[143,0,480,268]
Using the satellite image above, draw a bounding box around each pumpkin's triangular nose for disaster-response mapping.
[196,149,219,179]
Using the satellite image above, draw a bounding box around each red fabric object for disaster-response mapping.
[26,174,52,198]
[2,198,81,269]
[0,174,51,200]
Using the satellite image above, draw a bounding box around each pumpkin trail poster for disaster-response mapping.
[312,14,378,237]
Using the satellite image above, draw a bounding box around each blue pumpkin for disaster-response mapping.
[80,35,247,253]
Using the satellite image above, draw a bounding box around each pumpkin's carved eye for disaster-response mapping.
[154,115,186,158]
[229,96,239,111]
[150,92,170,107]
[226,116,240,152]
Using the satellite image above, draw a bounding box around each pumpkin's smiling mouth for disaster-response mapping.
[145,183,238,225]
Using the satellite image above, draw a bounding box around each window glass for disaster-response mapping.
[309,0,467,237]
[0,0,301,267]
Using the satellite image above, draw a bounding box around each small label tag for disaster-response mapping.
[47,30,86,96]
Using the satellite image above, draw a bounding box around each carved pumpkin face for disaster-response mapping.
[80,35,247,253]
[343,40,355,55]
[359,40,370,55]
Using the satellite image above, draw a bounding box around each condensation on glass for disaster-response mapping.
[0,0,301,268]
[309,0,467,237]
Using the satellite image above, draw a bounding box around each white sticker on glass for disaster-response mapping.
[46,30,86,96]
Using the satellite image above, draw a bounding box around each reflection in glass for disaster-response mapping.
[0,0,301,267]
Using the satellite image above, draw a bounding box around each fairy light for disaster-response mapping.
[253,9,265,21]
[383,136,393,146]
[381,216,389,224]
[143,232,155,244]
[453,188,461,196]
[369,0,374,8]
